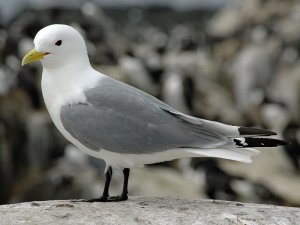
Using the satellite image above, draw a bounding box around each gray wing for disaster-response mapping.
[60,77,228,154]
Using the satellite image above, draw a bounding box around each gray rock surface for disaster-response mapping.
[1,197,300,225]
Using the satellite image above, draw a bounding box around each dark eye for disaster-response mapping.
[55,40,62,46]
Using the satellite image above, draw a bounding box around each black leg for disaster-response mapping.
[106,168,130,202]
[86,166,113,202]
[122,168,130,197]
[85,167,130,202]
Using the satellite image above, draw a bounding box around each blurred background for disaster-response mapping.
[0,0,300,206]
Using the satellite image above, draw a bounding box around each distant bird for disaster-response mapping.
[191,159,242,200]
[162,71,195,114]
[191,159,285,205]
[119,51,158,96]
[233,40,281,112]
[22,24,287,202]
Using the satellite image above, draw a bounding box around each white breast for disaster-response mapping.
[41,67,105,159]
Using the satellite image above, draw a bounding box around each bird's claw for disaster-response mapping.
[84,195,128,202]
[107,195,128,202]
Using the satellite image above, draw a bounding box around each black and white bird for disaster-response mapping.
[22,24,287,202]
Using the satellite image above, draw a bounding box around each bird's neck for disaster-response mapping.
[42,55,91,74]
[41,61,101,98]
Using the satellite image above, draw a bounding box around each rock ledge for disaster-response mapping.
[1,197,300,225]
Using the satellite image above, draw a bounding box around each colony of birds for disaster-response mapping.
[0,0,300,205]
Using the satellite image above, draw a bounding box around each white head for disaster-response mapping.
[22,24,90,69]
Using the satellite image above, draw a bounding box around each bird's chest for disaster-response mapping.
[41,76,86,132]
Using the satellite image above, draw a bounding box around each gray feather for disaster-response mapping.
[60,77,228,154]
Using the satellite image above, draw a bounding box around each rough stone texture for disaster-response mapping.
[1,197,300,225]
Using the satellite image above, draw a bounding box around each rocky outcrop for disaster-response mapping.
[1,197,300,225]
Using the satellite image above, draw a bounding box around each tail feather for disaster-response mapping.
[233,137,288,148]
[186,147,260,163]
[181,118,288,163]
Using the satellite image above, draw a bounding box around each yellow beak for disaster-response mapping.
[22,49,48,66]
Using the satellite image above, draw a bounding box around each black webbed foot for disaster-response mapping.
[85,196,109,202]
[84,195,128,202]
[107,195,128,202]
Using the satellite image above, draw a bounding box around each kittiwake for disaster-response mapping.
[22,24,287,202]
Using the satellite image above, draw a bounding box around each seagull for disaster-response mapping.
[22,24,287,202]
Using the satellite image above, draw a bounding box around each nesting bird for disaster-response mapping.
[22,24,287,202]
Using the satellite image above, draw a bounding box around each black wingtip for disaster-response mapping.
[234,138,289,148]
[238,127,277,136]
[268,139,289,146]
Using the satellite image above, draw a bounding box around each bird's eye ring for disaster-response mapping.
[55,40,62,46]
